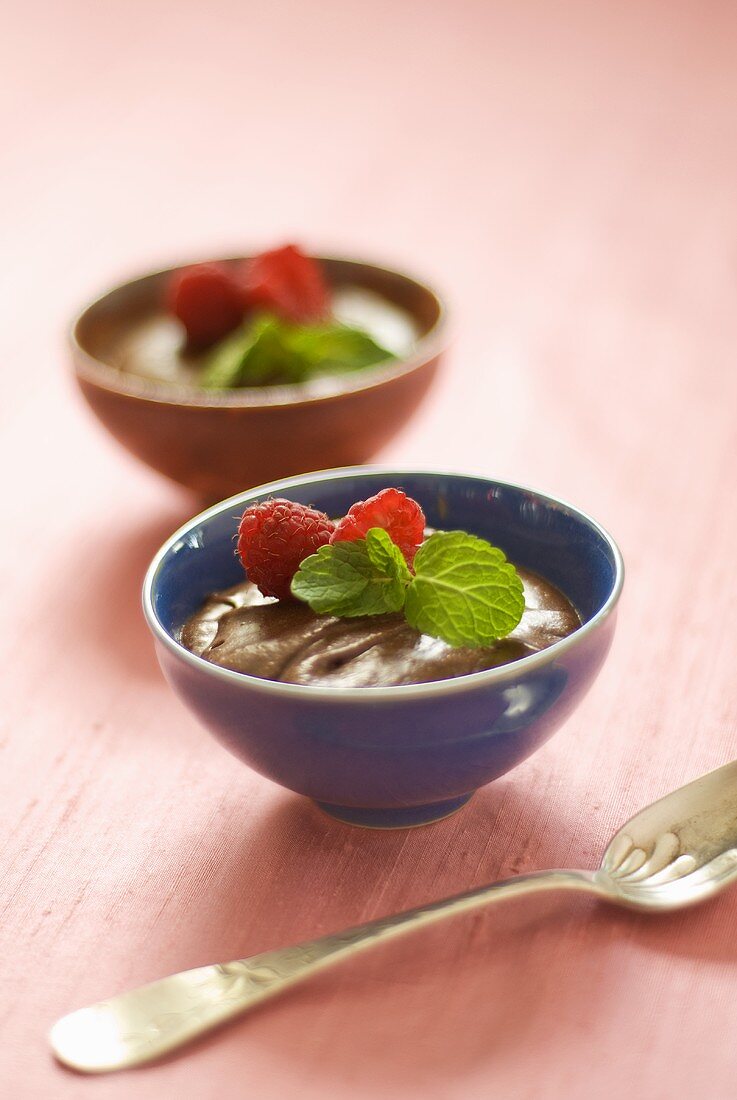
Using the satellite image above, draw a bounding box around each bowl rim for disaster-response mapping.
[142,466,625,701]
[70,253,448,410]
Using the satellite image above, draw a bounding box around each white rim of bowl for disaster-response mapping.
[142,465,625,702]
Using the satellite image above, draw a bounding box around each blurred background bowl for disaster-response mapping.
[71,256,446,500]
[143,468,624,829]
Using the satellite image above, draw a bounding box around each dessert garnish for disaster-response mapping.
[236,498,335,601]
[167,262,244,349]
[201,314,393,389]
[331,486,425,565]
[240,243,330,323]
[166,244,395,388]
[236,489,525,648]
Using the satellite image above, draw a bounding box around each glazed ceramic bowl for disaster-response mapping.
[72,257,446,499]
[143,468,624,828]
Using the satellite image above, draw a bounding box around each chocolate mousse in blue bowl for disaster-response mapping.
[143,468,624,828]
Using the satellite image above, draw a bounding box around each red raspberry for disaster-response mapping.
[167,263,245,348]
[239,244,330,323]
[237,498,335,600]
[331,488,426,567]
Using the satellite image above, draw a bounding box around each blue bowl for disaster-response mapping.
[143,469,624,828]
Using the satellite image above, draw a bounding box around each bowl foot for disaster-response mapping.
[313,793,474,829]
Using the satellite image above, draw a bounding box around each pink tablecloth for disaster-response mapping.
[3,2,737,1097]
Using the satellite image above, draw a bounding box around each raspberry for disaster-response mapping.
[330,488,426,566]
[168,263,244,348]
[239,244,330,323]
[237,498,335,600]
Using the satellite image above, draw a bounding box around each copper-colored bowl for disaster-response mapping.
[71,256,447,498]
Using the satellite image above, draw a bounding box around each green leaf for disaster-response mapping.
[200,315,395,389]
[404,531,524,647]
[290,528,410,617]
[290,323,394,375]
[199,324,258,389]
[200,316,307,388]
[365,527,412,584]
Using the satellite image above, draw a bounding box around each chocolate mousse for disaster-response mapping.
[180,567,580,688]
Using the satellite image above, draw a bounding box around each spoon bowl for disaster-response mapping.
[597,757,737,909]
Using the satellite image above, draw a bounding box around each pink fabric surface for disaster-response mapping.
[3,1,737,1096]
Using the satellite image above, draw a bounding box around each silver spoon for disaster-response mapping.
[51,759,737,1074]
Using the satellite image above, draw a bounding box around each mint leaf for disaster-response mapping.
[365,526,412,584]
[290,523,524,650]
[291,323,394,375]
[201,315,394,389]
[404,531,524,647]
[291,529,410,616]
[200,316,307,388]
[199,324,259,389]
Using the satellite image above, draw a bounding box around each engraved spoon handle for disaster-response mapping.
[51,868,599,1073]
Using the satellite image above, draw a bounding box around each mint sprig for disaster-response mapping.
[291,528,525,647]
[201,314,394,389]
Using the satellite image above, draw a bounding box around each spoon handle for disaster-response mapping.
[50,867,597,1073]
